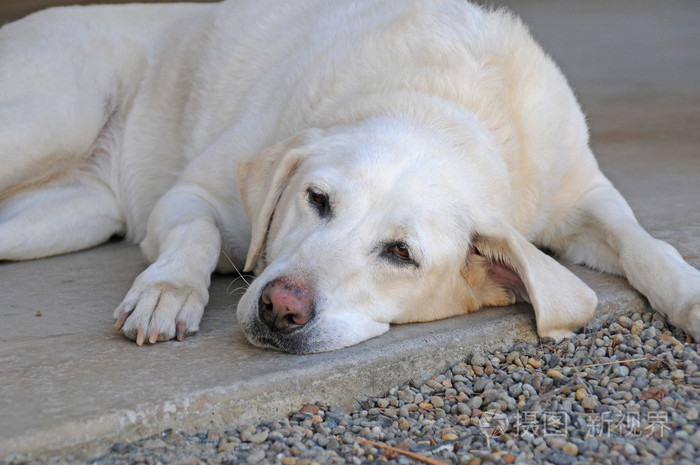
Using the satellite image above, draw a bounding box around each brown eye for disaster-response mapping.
[306,188,331,218]
[380,241,419,268]
[389,243,411,261]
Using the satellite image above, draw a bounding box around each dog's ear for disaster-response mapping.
[469,228,597,341]
[238,129,325,272]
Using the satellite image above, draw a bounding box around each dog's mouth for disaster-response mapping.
[240,313,328,354]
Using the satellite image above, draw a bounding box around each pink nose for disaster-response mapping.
[259,277,315,332]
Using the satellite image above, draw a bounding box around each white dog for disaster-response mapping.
[1,0,698,353]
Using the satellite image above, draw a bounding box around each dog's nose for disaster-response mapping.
[259,277,315,332]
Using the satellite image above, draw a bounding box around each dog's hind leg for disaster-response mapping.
[0,7,159,259]
[0,178,124,261]
[0,35,112,196]
[0,27,125,260]
[0,6,157,196]
[547,173,700,340]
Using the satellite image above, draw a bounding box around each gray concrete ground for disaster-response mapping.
[1,0,699,462]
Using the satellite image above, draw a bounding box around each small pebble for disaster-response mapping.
[670,370,686,380]
[547,369,566,381]
[466,396,483,410]
[623,443,638,457]
[563,442,578,456]
[581,395,598,410]
[619,316,634,328]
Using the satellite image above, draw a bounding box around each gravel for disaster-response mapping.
[23,307,700,465]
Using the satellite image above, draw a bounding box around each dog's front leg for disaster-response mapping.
[114,185,221,345]
[555,174,700,340]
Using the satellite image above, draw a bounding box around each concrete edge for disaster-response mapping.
[0,269,648,464]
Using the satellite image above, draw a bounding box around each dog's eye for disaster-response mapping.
[390,243,411,261]
[306,188,331,218]
[382,241,417,267]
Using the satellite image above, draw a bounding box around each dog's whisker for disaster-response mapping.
[221,250,251,286]
[226,283,250,297]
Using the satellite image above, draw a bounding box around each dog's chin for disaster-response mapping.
[238,312,391,354]
[240,318,327,354]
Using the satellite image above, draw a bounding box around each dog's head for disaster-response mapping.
[236,118,596,353]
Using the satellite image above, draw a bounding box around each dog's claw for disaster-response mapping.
[113,311,130,331]
[176,321,186,341]
[136,327,146,346]
[148,328,159,344]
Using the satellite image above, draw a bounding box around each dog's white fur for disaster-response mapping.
[1,0,698,353]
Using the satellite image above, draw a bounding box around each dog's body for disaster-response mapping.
[1,0,698,352]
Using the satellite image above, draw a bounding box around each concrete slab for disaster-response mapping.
[1,0,699,461]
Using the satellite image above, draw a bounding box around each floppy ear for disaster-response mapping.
[471,228,597,341]
[238,129,325,272]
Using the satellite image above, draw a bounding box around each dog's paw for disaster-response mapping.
[538,328,575,343]
[113,269,208,345]
[676,302,700,342]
